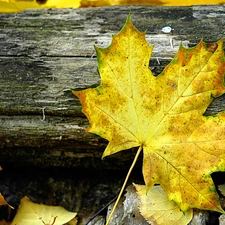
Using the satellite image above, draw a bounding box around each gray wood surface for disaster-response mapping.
[1,5,225,168]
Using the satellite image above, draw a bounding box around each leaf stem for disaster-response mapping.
[105,145,143,225]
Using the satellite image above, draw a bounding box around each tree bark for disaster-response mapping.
[1,5,225,169]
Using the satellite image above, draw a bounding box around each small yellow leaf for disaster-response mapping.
[0,193,13,208]
[11,196,77,225]
[0,169,12,209]
[134,184,193,225]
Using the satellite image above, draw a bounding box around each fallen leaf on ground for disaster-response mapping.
[0,168,13,209]
[74,15,225,213]
[134,184,193,225]
[0,220,10,225]
[11,196,77,225]
[64,217,78,225]
[218,184,225,197]
[0,193,13,208]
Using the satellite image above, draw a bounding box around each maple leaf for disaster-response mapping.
[73,15,225,212]
[11,196,77,225]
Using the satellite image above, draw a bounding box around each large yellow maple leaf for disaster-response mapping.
[73,15,225,212]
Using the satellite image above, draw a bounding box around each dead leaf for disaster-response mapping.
[0,168,13,209]
[0,220,10,225]
[64,217,78,225]
[0,193,13,209]
[74,15,225,213]
[134,184,193,225]
[218,184,225,197]
[11,196,77,225]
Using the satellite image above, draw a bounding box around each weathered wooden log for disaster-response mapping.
[1,5,225,169]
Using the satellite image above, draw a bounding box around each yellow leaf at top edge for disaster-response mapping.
[1,0,224,13]
[0,0,81,13]
[73,15,225,212]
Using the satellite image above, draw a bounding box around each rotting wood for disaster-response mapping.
[1,5,225,168]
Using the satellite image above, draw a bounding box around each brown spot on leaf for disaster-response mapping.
[207,42,218,53]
